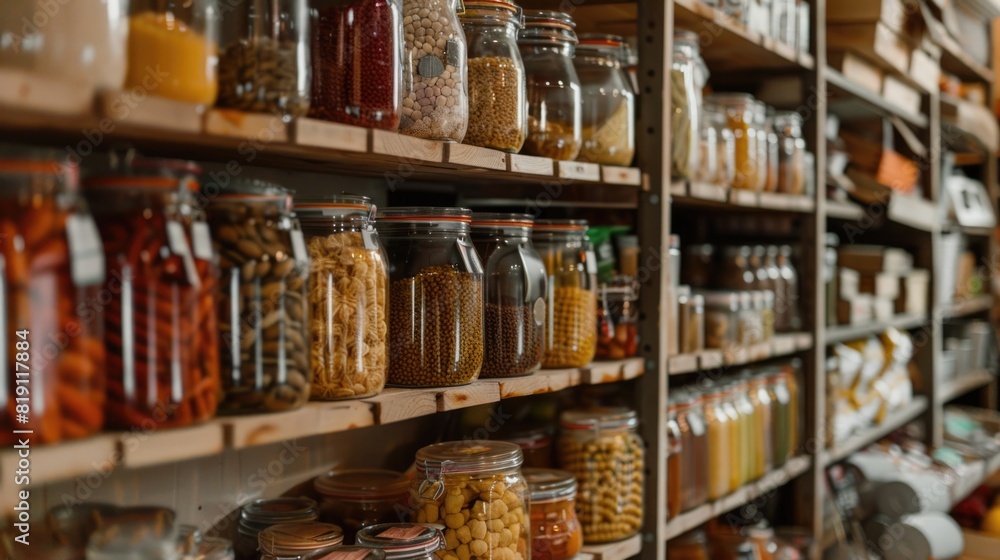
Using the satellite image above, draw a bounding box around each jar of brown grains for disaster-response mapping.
[377,208,484,387]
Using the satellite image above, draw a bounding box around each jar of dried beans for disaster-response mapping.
[411,441,529,560]
[83,160,221,430]
[356,523,445,560]
[314,469,411,543]
[297,196,388,400]
[377,208,484,387]
[309,0,402,129]
[556,408,644,543]
[524,468,582,560]
[517,11,582,160]
[470,213,546,378]
[460,0,528,152]
[574,35,635,166]
[204,180,311,413]
[218,0,311,117]
[400,0,469,141]
[0,147,106,445]
[532,220,597,368]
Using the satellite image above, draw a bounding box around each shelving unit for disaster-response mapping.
[820,397,930,467]
[824,315,928,344]
[939,371,997,404]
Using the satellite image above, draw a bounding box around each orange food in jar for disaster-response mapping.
[525,468,583,560]
[125,12,218,104]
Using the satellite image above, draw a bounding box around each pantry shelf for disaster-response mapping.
[668,332,813,375]
[664,456,812,540]
[938,34,994,84]
[939,295,994,319]
[826,67,929,129]
[939,370,996,404]
[670,181,815,213]
[579,534,643,560]
[821,396,930,467]
[824,314,928,344]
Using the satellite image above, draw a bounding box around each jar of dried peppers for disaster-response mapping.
[524,468,582,560]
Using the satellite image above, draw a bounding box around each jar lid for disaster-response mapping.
[258,522,344,554]
[0,145,76,182]
[578,33,626,49]
[356,524,446,559]
[519,10,577,44]
[560,407,638,431]
[240,498,319,526]
[314,469,410,500]
[471,212,534,229]
[415,441,524,476]
[533,219,588,232]
[523,468,577,502]
[317,546,387,560]
[378,207,472,223]
[209,178,291,200]
[296,194,375,220]
[463,0,522,23]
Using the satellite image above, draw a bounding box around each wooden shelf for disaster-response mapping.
[580,535,643,560]
[664,456,812,539]
[671,181,815,213]
[938,34,994,84]
[939,370,996,404]
[939,295,993,319]
[826,68,929,128]
[825,314,927,344]
[825,198,865,221]
[668,332,813,375]
[821,396,929,466]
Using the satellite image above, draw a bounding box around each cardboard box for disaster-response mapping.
[839,245,914,274]
[827,21,912,76]
[908,48,940,93]
[838,295,875,325]
[829,50,885,93]
[882,75,922,117]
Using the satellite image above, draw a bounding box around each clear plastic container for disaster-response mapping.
[236,498,319,560]
[310,0,402,129]
[218,0,310,116]
[671,29,703,180]
[704,385,732,501]
[704,106,736,187]
[470,213,547,378]
[706,94,758,191]
[356,523,444,560]
[701,292,739,351]
[257,523,344,560]
[400,0,469,141]
[596,278,640,360]
[675,391,708,512]
[461,1,528,152]
[314,469,411,543]
[518,11,582,160]
[574,35,636,166]
[557,408,644,543]
[772,112,806,195]
[666,400,683,519]
[411,441,528,560]
[298,197,389,399]
[524,468,583,560]
[378,208,484,386]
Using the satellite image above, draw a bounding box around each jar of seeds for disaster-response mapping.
[297,197,389,400]
[470,213,546,378]
[378,208,484,387]
[204,179,311,414]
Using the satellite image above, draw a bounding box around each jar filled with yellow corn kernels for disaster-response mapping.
[411,441,529,560]
[556,407,644,543]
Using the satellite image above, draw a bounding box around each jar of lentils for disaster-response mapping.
[205,180,311,413]
[524,468,582,560]
[574,35,635,166]
[470,213,547,378]
[556,407,644,543]
[532,220,597,368]
[411,441,529,560]
[378,208,484,387]
[400,0,469,141]
[356,523,445,560]
[297,197,389,400]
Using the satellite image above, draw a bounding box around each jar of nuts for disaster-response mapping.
[410,441,529,560]
[314,469,411,543]
[236,498,319,560]
[556,407,644,543]
[356,523,445,560]
[532,220,597,368]
[257,522,344,560]
[205,180,311,413]
[574,35,635,166]
[297,197,389,400]
[523,468,582,560]
[378,208,484,387]
[470,213,546,378]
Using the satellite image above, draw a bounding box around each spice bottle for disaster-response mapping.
[575,35,636,166]
[313,469,410,543]
[257,522,344,560]
[671,29,704,180]
[235,498,319,560]
[356,523,445,560]
[524,468,583,560]
[470,213,546,378]
[378,208,484,387]
[298,197,389,399]
[518,11,582,160]
[705,93,758,191]
[461,0,529,152]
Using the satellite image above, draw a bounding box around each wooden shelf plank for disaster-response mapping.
[509,153,554,175]
[826,68,929,129]
[581,358,645,384]
[0,68,93,116]
[203,109,289,142]
[668,333,811,376]
[98,91,205,134]
[603,165,642,186]
[674,182,814,213]
[291,118,369,152]
[556,160,602,182]
[126,423,224,469]
[669,354,699,375]
[939,295,993,319]
[498,368,581,398]
[939,371,995,404]
[0,434,118,509]
[822,396,929,466]
[580,534,642,560]
[825,198,865,220]
[365,388,439,424]
[825,314,927,344]
[438,381,503,412]
[445,143,509,171]
[938,33,993,84]
[371,129,443,162]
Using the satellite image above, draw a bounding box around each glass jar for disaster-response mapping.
[701,292,739,351]
[785,363,801,454]
[720,384,743,491]
[666,399,683,519]
[532,220,597,368]
[752,101,769,192]
[205,180,310,413]
[557,408,644,543]
[772,112,806,195]
[299,197,389,399]
[236,498,319,560]
[709,533,759,560]
[504,425,554,468]
[378,208,484,386]
[470,213,547,378]
[518,11,582,160]
[704,106,736,187]
[738,291,758,347]
[314,469,411,543]
[596,278,640,359]
[126,0,219,105]
[217,0,310,117]
[356,524,445,560]
[704,385,732,501]
[177,527,235,560]
[749,245,771,291]
[748,372,773,478]
[762,114,779,193]
[697,113,718,184]
[761,291,775,342]
[0,148,106,445]
[767,370,792,468]
[732,379,756,484]
[574,35,636,166]
[461,1,528,152]
[669,530,710,560]
[399,0,468,141]
[671,29,703,180]
[719,246,756,291]
[674,391,708,511]
[86,509,180,560]
[748,526,777,560]
[411,441,528,560]
[682,244,714,289]
[776,245,800,331]
[310,0,402,129]
[258,523,344,560]
[524,468,583,560]
[706,94,758,191]
[679,289,705,354]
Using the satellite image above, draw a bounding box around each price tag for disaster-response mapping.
[290,229,310,266]
[66,214,106,286]
[585,250,598,275]
[167,221,201,288]
[192,222,214,260]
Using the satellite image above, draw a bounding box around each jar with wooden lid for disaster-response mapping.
[666,397,683,519]
[574,34,635,166]
[257,522,344,560]
[703,384,732,501]
[524,468,583,560]
[314,469,411,543]
[669,530,709,560]
[674,390,708,511]
[356,523,445,560]
[236,498,319,560]
[705,94,758,191]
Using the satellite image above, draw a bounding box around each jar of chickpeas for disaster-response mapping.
[556,407,644,543]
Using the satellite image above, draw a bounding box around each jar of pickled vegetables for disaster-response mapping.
[258,522,344,560]
[666,399,683,519]
[411,441,529,560]
[532,220,597,368]
[557,407,644,543]
[356,524,445,560]
[126,0,219,105]
[298,197,389,399]
[704,385,732,501]
[675,390,708,511]
[574,35,635,166]
[236,498,319,560]
[706,94,758,191]
[518,11,582,160]
[671,29,703,180]
[314,469,411,543]
[524,468,583,560]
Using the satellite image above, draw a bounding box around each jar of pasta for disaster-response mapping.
[574,35,635,166]
[705,94,758,190]
[298,197,388,399]
[532,220,597,368]
[378,208,484,387]
[258,523,344,560]
[356,523,445,560]
[0,147,106,445]
[236,498,319,560]
[557,407,644,543]
[700,292,739,351]
[126,0,219,104]
[671,29,703,180]
[524,468,582,560]
[205,180,311,413]
[470,213,547,378]
[314,469,411,543]
[666,399,683,519]
[674,390,707,512]
[411,441,529,560]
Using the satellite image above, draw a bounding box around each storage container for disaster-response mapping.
[524,468,583,560]
[177,527,235,560]
[701,292,739,350]
[85,508,180,560]
[738,291,758,346]
[720,383,743,490]
[574,35,636,166]
[748,371,774,479]
[596,278,640,359]
[704,385,732,500]
[236,498,319,560]
[518,11,582,160]
[732,379,756,483]
[355,523,444,560]
[314,469,411,543]
[675,391,708,511]
[557,407,644,543]
[679,288,705,354]
[763,113,779,193]
[378,208,484,386]
[706,94,758,191]
[666,399,684,519]
[257,523,344,560]
[772,112,806,194]
[704,106,736,187]
[767,369,792,468]
[753,101,769,192]
[299,197,389,399]
[503,425,554,468]
[671,29,703,180]
[718,246,756,291]
[668,530,709,560]
[776,245,800,331]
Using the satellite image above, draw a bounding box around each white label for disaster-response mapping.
[66,214,105,286]
[290,229,310,265]
[585,250,598,275]
[192,222,213,260]
[167,221,201,288]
